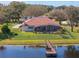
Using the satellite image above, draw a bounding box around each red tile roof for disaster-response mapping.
[23,16,60,27]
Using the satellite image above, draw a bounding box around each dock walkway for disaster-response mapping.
[46,41,57,57]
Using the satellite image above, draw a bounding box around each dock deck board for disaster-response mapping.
[46,41,56,55]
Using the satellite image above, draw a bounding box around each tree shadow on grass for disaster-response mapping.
[59,28,74,39]
[0,32,18,41]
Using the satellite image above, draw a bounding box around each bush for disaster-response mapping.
[61,28,67,34]
[0,24,18,39]
[1,24,11,34]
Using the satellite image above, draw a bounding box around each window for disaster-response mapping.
[28,26,33,29]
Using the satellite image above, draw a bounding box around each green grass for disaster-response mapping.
[0,23,79,40]
[0,23,79,45]
[11,29,79,40]
[12,32,62,40]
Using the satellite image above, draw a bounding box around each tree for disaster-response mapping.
[75,16,79,27]
[64,6,79,32]
[56,5,67,9]
[47,5,54,11]
[22,5,48,17]
[48,9,67,25]
[0,3,5,22]
[7,1,26,23]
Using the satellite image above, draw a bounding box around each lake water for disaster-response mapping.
[0,45,79,58]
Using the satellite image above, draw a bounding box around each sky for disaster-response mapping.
[0,1,79,7]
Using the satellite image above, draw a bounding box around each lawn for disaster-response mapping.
[0,23,79,45]
[12,32,63,40]
[0,23,79,40]
[11,28,79,40]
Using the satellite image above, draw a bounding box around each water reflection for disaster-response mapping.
[23,46,26,49]
[0,46,6,51]
[64,46,79,58]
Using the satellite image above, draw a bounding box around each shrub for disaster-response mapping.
[1,24,11,34]
[61,28,67,34]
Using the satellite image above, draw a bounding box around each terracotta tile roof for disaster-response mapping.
[23,16,60,27]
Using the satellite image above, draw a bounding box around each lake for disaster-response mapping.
[0,45,79,58]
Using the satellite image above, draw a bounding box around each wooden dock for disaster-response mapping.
[45,41,57,57]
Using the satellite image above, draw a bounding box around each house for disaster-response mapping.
[61,20,69,25]
[20,16,61,33]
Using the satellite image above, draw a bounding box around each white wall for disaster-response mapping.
[61,21,69,25]
[21,25,34,32]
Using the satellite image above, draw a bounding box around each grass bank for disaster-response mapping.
[0,39,79,46]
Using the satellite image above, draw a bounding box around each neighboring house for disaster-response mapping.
[61,20,69,25]
[20,16,61,33]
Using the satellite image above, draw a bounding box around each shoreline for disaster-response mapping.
[0,39,79,46]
